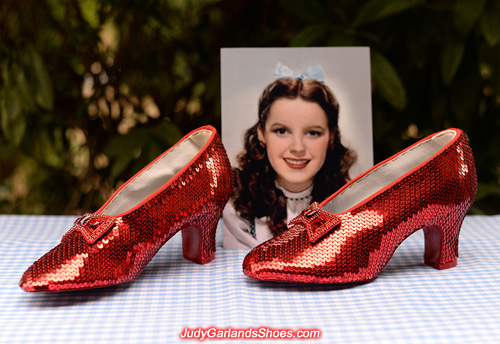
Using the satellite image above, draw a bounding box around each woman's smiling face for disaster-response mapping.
[258,97,332,192]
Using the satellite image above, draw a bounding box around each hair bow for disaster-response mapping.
[273,62,326,82]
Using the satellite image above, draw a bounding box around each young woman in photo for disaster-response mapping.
[223,76,356,248]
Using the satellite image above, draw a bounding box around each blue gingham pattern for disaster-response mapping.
[1,215,499,344]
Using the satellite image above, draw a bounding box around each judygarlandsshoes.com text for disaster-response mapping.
[179,327,321,341]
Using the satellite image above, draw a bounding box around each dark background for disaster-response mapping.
[1,0,499,215]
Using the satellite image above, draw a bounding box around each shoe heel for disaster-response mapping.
[423,210,466,270]
[181,213,219,265]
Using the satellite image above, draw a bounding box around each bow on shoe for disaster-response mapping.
[61,213,116,244]
[288,202,341,243]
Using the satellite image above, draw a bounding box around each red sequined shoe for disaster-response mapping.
[243,128,477,284]
[20,125,233,292]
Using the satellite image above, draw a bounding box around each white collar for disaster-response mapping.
[275,181,313,201]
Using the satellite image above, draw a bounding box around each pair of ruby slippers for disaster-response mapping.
[20,126,477,292]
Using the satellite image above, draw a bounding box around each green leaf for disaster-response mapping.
[407,29,427,69]
[476,182,500,201]
[104,122,182,179]
[0,89,26,146]
[279,0,327,23]
[290,23,329,47]
[77,0,101,29]
[371,51,407,110]
[28,46,54,111]
[454,0,486,36]
[449,55,481,122]
[130,143,163,175]
[479,9,500,46]
[352,0,426,28]
[105,129,148,178]
[327,34,355,47]
[128,123,183,176]
[34,130,64,168]
[441,38,465,85]
[150,122,183,147]
[7,63,37,112]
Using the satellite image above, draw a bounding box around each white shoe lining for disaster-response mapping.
[323,130,457,214]
[101,129,212,216]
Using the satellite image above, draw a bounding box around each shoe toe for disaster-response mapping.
[19,232,113,292]
[242,219,371,284]
[243,245,310,282]
[242,229,309,282]
[19,268,37,292]
[20,239,84,292]
[242,248,262,279]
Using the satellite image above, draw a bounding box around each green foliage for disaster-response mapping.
[0,45,54,146]
[480,2,500,46]
[352,0,426,27]
[370,51,407,110]
[1,0,499,214]
[441,37,465,85]
[454,0,486,36]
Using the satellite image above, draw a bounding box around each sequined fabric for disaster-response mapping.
[20,126,233,292]
[243,129,477,284]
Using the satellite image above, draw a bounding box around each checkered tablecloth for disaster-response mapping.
[0,215,499,344]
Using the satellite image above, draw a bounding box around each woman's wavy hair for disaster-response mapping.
[232,78,356,235]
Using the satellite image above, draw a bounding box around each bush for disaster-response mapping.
[1,0,499,214]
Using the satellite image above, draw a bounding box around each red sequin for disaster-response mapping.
[243,128,477,284]
[20,126,233,292]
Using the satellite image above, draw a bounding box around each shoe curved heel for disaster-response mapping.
[423,210,466,270]
[181,213,219,265]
